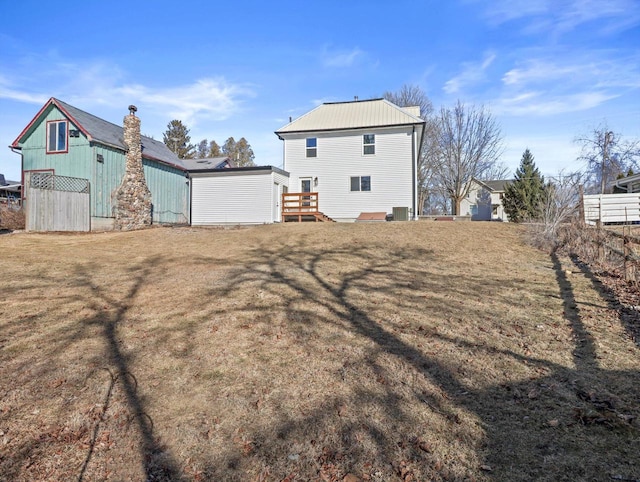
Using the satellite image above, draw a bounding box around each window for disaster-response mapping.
[306,138,317,157]
[350,176,371,192]
[363,134,375,155]
[47,120,68,153]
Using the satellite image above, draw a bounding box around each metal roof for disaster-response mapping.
[12,98,186,171]
[0,174,20,190]
[275,98,425,136]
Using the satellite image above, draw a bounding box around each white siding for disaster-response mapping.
[192,171,286,225]
[283,127,415,221]
[272,171,289,222]
[584,193,640,224]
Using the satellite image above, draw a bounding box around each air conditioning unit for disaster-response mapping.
[392,206,409,221]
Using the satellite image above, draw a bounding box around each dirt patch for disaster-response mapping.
[1,222,638,481]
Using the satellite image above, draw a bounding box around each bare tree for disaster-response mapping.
[534,171,584,250]
[383,85,438,215]
[575,124,640,194]
[433,101,503,215]
[479,161,510,181]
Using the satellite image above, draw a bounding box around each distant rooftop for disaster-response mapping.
[181,157,235,171]
[477,179,513,192]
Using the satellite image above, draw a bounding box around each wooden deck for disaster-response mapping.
[281,192,334,222]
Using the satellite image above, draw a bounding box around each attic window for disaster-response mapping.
[46,120,68,153]
[306,138,317,158]
[363,134,375,155]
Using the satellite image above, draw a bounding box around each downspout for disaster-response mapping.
[10,146,24,201]
[411,126,417,220]
[188,172,192,226]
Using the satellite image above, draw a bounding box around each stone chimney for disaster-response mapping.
[113,105,152,230]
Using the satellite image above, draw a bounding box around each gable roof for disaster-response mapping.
[473,179,513,192]
[181,156,236,171]
[275,98,425,137]
[11,98,186,171]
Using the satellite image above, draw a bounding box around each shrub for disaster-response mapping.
[0,205,25,230]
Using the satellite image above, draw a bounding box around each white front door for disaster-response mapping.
[273,182,281,222]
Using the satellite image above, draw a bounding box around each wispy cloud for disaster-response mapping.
[476,0,640,36]
[117,79,254,126]
[493,53,640,116]
[494,90,618,116]
[321,46,364,68]
[0,56,255,128]
[443,51,496,94]
[0,75,49,104]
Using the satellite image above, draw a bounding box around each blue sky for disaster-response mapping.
[1,0,638,181]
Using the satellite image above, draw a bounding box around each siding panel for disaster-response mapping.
[144,160,189,224]
[192,172,275,225]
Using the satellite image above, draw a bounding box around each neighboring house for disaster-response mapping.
[275,98,425,221]
[460,179,512,221]
[181,156,235,171]
[612,173,640,193]
[10,98,190,230]
[0,174,21,206]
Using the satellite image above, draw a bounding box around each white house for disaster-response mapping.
[275,98,425,222]
[612,172,640,193]
[459,179,512,221]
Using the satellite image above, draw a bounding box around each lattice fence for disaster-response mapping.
[30,172,90,194]
[26,172,90,232]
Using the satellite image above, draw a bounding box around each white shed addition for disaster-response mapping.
[190,166,289,225]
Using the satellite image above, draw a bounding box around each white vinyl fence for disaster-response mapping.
[26,172,90,232]
[583,193,640,225]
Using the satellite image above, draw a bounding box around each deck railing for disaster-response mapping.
[282,192,319,213]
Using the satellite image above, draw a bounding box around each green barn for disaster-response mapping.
[11,98,189,230]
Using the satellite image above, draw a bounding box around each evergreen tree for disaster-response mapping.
[222,137,236,159]
[163,120,195,159]
[209,140,222,157]
[234,137,256,167]
[502,149,546,222]
[195,139,209,158]
[222,137,256,167]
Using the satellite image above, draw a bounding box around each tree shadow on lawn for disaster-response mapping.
[0,256,186,482]
[3,231,639,481]
[196,240,640,481]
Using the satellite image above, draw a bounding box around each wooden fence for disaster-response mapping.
[583,193,640,225]
[26,172,90,232]
[582,224,640,283]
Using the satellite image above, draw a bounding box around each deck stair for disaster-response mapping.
[281,192,335,222]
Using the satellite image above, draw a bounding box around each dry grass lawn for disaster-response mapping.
[1,222,639,481]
